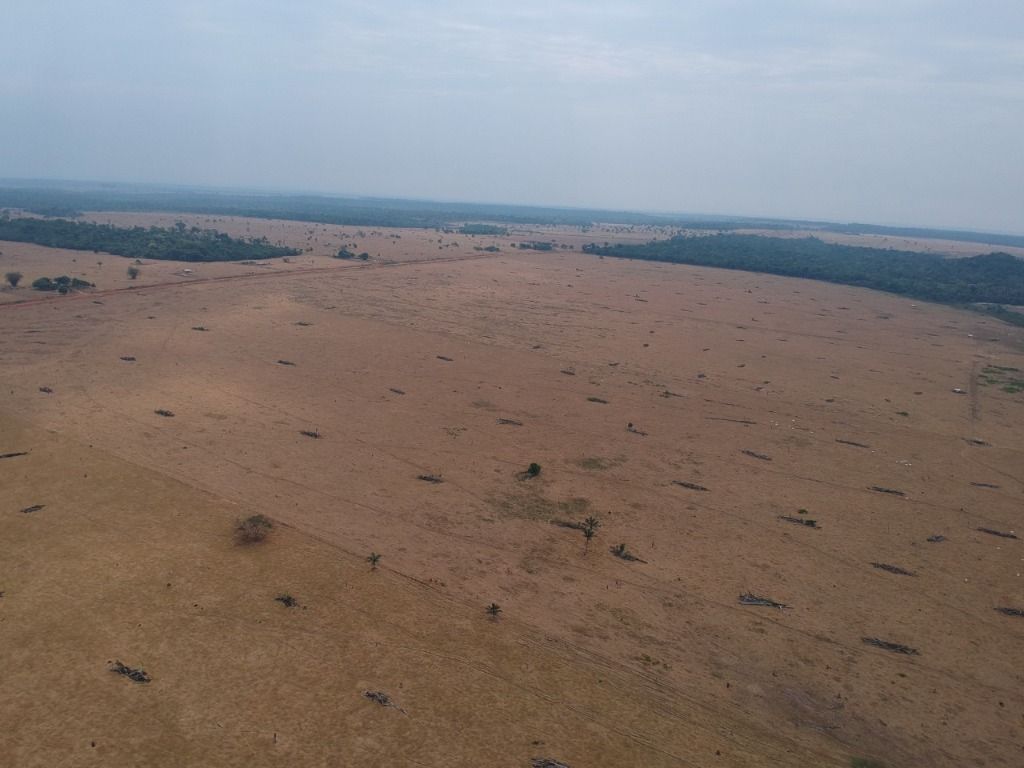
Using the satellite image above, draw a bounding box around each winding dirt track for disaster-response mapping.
[0,250,500,311]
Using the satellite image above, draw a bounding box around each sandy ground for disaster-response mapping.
[736,229,1024,259]
[3,213,1016,309]
[1,217,1023,767]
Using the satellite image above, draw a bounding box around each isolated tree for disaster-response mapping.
[367,552,382,569]
[4,271,22,288]
[127,265,140,280]
[582,516,600,551]
[526,462,541,478]
[486,602,502,619]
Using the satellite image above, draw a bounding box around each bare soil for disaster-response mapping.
[1,216,1022,767]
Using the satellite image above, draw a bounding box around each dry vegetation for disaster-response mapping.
[1,214,1022,767]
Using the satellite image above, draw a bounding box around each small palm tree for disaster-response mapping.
[367,552,382,569]
[582,516,600,551]
[127,266,140,280]
[486,602,502,619]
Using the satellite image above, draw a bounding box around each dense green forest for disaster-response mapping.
[583,234,1024,316]
[0,215,299,262]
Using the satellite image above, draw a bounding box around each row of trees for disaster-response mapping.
[0,216,300,262]
[583,235,1024,307]
[4,266,140,290]
[459,224,508,236]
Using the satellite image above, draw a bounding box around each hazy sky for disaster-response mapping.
[3,1,1023,231]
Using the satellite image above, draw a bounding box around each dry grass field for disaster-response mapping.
[1,215,1022,767]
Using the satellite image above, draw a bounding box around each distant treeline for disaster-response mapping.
[832,223,1024,251]
[0,185,673,229]
[583,234,1024,307]
[0,216,299,262]
[459,224,508,235]
[2,181,1022,249]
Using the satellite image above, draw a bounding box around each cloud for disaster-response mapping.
[2,1,1022,230]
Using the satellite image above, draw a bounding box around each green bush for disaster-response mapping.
[31,275,93,292]
[236,514,273,543]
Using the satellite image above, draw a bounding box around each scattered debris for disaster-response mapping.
[532,759,570,768]
[110,661,151,683]
[836,438,869,448]
[610,543,646,562]
[587,396,608,404]
[660,390,684,398]
[191,326,209,332]
[707,417,757,425]
[295,321,313,326]
[436,355,454,362]
[560,368,576,376]
[0,452,29,461]
[389,388,406,395]
[20,504,45,514]
[671,480,708,492]
[299,429,321,439]
[780,515,818,528]
[497,418,523,426]
[977,527,1018,540]
[275,594,299,608]
[970,482,1000,489]
[964,438,989,446]
[551,519,585,530]
[154,409,175,417]
[522,463,542,479]
[277,359,296,366]
[742,450,771,461]
[363,690,405,713]
[926,535,946,543]
[38,386,53,394]
[871,563,916,576]
[868,486,905,496]
[626,422,648,436]
[417,474,444,484]
[739,593,788,609]
[862,637,919,656]
[995,607,1023,618]
[119,356,136,362]
[951,388,966,394]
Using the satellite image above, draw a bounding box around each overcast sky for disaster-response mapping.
[2,1,1023,231]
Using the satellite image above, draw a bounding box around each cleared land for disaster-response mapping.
[1,216,1023,767]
